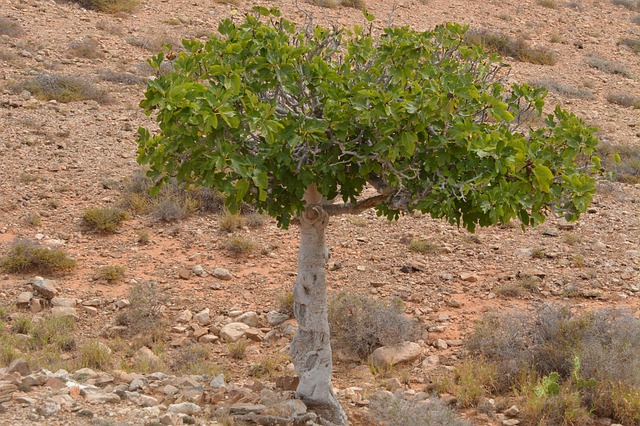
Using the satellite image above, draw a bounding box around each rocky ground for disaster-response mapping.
[0,0,639,425]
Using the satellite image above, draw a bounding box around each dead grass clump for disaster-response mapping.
[466,305,640,425]
[68,36,104,59]
[465,29,556,65]
[29,316,76,352]
[58,0,139,13]
[219,211,245,233]
[309,0,367,8]
[0,240,77,274]
[407,239,443,254]
[83,207,129,233]
[227,338,249,360]
[212,0,241,4]
[598,143,640,184]
[435,358,497,407]
[172,344,226,376]
[618,37,640,54]
[277,289,294,317]
[0,17,24,37]
[99,70,147,85]
[224,237,255,255]
[11,73,109,103]
[536,0,558,8]
[95,265,125,283]
[115,283,165,339]
[78,340,112,370]
[328,292,416,359]
[606,92,640,108]
[585,54,632,78]
[529,78,594,99]
[126,33,178,52]
[369,391,471,426]
[611,0,639,11]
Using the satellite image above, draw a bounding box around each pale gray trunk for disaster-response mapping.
[291,185,347,425]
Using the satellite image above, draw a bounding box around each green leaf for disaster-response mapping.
[235,179,250,203]
[533,165,553,193]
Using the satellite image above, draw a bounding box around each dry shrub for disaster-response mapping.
[115,282,165,339]
[78,340,112,370]
[585,54,632,78]
[598,143,640,184]
[310,0,365,8]
[57,0,139,13]
[99,70,147,86]
[369,391,471,426]
[618,37,640,54]
[0,17,24,37]
[529,78,593,99]
[95,265,125,283]
[328,292,416,359]
[10,73,109,104]
[0,240,77,274]
[68,36,104,59]
[465,29,556,65]
[612,0,639,11]
[84,207,129,233]
[606,92,640,108]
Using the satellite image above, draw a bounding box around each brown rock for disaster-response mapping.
[31,277,58,299]
[7,358,31,377]
[275,375,299,392]
[371,342,422,368]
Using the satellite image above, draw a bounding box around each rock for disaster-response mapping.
[0,381,18,403]
[244,328,265,342]
[266,311,289,326]
[167,402,201,415]
[51,306,79,320]
[505,405,520,417]
[194,308,211,326]
[176,310,192,324]
[82,305,98,316]
[460,272,478,282]
[262,399,307,417]
[422,355,440,370]
[30,298,44,313]
[115,299,130,309]
[434,339,448,350]
[382,378,403,391]
[85,392,121,404]
[15,292,33,308]
[220,322,250,342]
[236,311,259,327]
[192,265,205,276]
[444,298,461,308]
[41,398,61,416]
[198,334,218,344]
[400,261,426,273]
[7,358,31,376]
[82,299,102,307]
[371,341,422,368]
[178,269,191,280]
[210,374,226,389]
[502,420,520,426]
[136,347,160,364]
[124,391,159,407]
[439,393,457,406]
[212,268,233,280]
[230,403,266,415]
[31,277,58,299]
[275,375,299,392]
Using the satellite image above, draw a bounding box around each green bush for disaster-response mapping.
[83,207,129,233]
[0,240,77,274]
[328,292,416,359]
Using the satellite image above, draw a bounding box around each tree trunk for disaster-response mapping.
[290,185,347,426]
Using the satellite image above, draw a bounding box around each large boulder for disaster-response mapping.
[220,322,250,342]
[371,341,422,368]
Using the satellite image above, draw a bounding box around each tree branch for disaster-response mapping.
[323,193,388,216]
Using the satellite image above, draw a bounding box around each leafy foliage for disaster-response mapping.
[138,8,599,230]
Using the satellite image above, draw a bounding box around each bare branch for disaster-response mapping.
[323,194,388,216]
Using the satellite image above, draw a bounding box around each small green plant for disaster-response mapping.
[249,354,288,379]
[95,265,125,282]
[25,213,41,227]
[407,239,442,254]
[11,73,109,103]
[0,240,77,274]
[437,358,496,407]
[12,317,34,335]
[136,229,151,244]
[78,340,112,370]
[532,247,546,259]
[536,371,561,397]
[228,338,249,360]
[83,207,129,233]
[224,237,255,255]
[219,211,245,232]
[29,316,76,351]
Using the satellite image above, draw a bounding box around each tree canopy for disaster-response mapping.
[138,6,599,230]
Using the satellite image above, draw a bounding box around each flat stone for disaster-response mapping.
[210,374,225,389]
[136,347,160,364]
[176,310,192,324]
[167,402,201,415]
[434,339,448,350]
[212,268,233,280]
[115,299,130,309]
[505,405,520,417]
[422,355,440,370]
[125,391,159,407]
[262,399,307,417]
[31,276,58,299]
[229,403,266,415]
[194,308,211,326]
[82,299,102,307]
[178,269,191,280]
[51,306,79,320]
[30,298,44,313]
[7,358,31,377]
[82,305,98,316]
[236,311,259,327]
[460,272,478,282]
[16,292,33,307]
[198,334,218,344]
[85,392,121,404]
[51,297,76,307]
[244,328,265,342]
[266,311,289,326]
[220,322,250,342]
[371,342,422,368]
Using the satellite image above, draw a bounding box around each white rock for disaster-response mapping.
[167,402,201,415]
[236,311,259,327]
[220,322,250,342]
[371,341,423,368]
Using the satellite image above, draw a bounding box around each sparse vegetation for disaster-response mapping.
[437,358,496,407]
[598,143,640,184]
[126,33,178,52]
[68,36,104,59]
[78,340,112,370]
[464,305,640,425]
[57,0,139,13]
[29,316,76,352]
[83,207,129,233]
[249,354,289,379]
[224,237,255,255]
[245,212,268,228]
[494,277,539,298]
[611,0,639,11]
[12,317,34,335]
[606,92,640,108]
[25,213,41,227]
[619,37,640,54]
[529,78,593,99]
[212,0,241,4]
[99,70,147,86]
[219,211,245,232]
[407,239,442,254]
[537,0,558,8]
[172,344,226,376]
[95,265,125,283]
[0,240,77,274]
[328,292,416,359]
[0,17,24,37]
[465,29,556,65]
[370,391,471,426]
[277,289,294,317]
[227,338,249,360]
[585,54,632,78]
[10,73,109,103]
[310,0,367,8]
[115,282,165,339]
[136,229,151,244]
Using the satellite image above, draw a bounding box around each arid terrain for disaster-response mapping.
[0,0,639,425]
